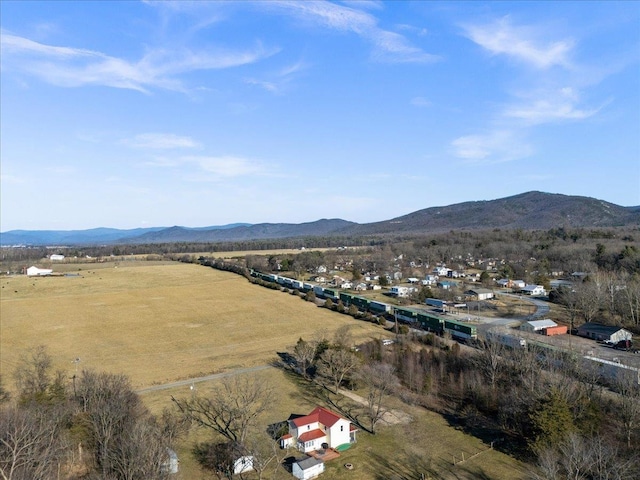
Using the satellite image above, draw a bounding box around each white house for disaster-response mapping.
[280,406,356,453]
[433,266,448,276]
[26,266,53,277]
[423,275,438,285]
[389,286,416,297]
[49,254,65,261]
[521,285,546,296]
[292,456,324,480]
[511,280,526,289]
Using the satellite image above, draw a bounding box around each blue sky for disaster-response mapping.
[1,1,639,231]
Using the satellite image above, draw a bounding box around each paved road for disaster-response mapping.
[135,365,272,394]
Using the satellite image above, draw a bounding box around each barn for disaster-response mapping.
[464,288,494,301]
[577,323,632,344]
[26,266,53,277]
[520,319,558,334]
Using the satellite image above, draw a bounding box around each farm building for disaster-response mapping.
[26,266,53,276]
[521,285,546,296]
[577,323,632,344]
[49,254,65,261]
[280,406,356,454]
[465,288,494,300]
[292,456,324,480]
[520,319,558,334]
[544,325,568,336]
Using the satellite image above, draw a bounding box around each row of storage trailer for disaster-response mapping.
[250,270,478,341]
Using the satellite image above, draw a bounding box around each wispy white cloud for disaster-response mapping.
[504,87,604,124]
[0,32,276,93]
[462,16,574,69]
[0,174,25,185]
[183,155,266,178]
[410,96,431,108]
[264,1,438,64]
[123,133,201,149]
[451,130,533,164]
[245,59,308,94]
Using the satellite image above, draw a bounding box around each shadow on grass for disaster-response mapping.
[271,356,374,434]
[439,411,528,460]
[369,450,447,480]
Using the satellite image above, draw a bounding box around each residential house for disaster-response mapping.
[433,266,448,276]
[577,323,632,344]
[511,280,526,289]
[280,406,356,453]
[521,285,546,296]
[389,286,416,297]
[423,275,438,285]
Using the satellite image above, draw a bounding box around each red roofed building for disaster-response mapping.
[280,406,357,453]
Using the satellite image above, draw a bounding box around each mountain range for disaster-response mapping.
[2,192,638,246]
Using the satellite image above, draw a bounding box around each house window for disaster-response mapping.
[340,425,344,432]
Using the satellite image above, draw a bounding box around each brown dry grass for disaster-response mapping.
[1,261,527,479]
[0,262,385,389]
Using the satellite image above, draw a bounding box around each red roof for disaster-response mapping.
[280,433,292,440]
[292,406,345,429]
[298,429,327,443]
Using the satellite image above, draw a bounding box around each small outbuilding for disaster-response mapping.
[292,456,325,480]
[520,319,558,334]
[577,323,633,344]
[26,266,53,277]
[465,288,494,301]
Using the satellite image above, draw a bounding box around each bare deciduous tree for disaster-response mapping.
[0,406,69,480]
[172,375,273,446]
[356,362,399,434]
[317,348,361,394]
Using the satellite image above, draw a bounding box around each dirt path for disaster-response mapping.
[338,389,413,425]
[135,365,272,394]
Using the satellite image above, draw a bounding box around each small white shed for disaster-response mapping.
[292,456,324,480]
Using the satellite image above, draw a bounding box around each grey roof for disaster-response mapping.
[578,322,628,335]
[296,456,324,470]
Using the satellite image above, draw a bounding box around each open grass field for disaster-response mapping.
[0,261,388,389]
[141,367,528,480]
[1,260,528,479]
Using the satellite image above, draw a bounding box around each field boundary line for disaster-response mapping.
[136,365,272,394]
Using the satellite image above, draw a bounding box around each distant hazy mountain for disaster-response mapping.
[2,192,638,246]
[0,224,250,246]
[122,219,357,244]
[341,191,640,235]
